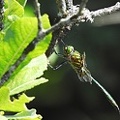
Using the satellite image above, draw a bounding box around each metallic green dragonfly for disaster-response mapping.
[51,41,120,114]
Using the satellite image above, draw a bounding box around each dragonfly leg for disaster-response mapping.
[49,61,68,70]
[54,48,65,58]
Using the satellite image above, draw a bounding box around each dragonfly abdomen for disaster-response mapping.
[68,52,92,84]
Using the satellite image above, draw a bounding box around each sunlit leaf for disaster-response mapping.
[5,0,24,18]
[5,54,48,95]
[0,87,34,112]
[16,0,27,7]
[0,17,38,79]
[6,109,42,120]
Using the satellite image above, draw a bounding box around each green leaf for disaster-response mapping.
[5,0,24,18]
[0,14,51,94]
[0,14,51,80]
[4,0,24,31]
[0,116,7,120]
[0,17,38,79]
[16,0,27,7]
[0,87,34,112]
[17,14,52,70]
[6,109,42,120]
[5,54,48,95]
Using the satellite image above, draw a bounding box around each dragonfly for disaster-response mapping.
[50,40,120,114]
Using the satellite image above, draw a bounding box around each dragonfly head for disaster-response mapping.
[60,40,74,55]
[64,46,74,55]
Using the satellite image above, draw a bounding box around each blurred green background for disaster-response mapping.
[25,0,120,120]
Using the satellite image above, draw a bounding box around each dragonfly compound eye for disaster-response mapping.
[64,46,74,54]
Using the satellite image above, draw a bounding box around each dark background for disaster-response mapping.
[25,0,120,120]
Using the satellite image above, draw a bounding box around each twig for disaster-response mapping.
[0,0,4,30]
[43,17,71,36]
[45,2,120,56]
[34,0,42,31]
[46,0,74,57]
[56,0,67,17]
[65,0,74,16]
[91,2,120,18]
[78,0,88,15]
[65,0,73,10]
[45,2,120,36]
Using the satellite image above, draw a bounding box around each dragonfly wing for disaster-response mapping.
[83,74,92,84]
[77,73,85,82]
[77,73,92,84]
[76,67,92,84]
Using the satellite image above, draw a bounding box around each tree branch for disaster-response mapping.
[34,0,43,31]
[45,2,120,57]
[56,0,67,17]
[78,0,88,15]
[65,0,73,9]
[91,2,120,18]
[44,2,120,37]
